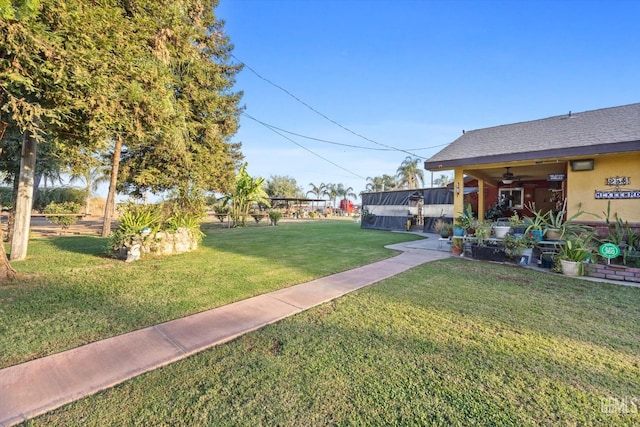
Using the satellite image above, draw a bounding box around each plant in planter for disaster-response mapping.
[525,204,596,241]
[451,237,464,255]
[509,212,527,235]
[433,218,452,238]
[454,203,475,236]
[492,218,512,239]
[473,220,491,245]
[110,203,163,259]
[597,203,640,267]
[503,233,536,264]
[470,221,506,261]
[557,235,593,276]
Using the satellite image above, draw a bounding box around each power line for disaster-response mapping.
[232,54,429,159]
[247,113,367,180]
[242,113,449,152]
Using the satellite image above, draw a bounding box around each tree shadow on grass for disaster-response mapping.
[29,235,112,258]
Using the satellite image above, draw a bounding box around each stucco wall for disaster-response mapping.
[567,152,640,223]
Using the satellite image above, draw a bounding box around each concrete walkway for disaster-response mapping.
[0,234,451,426]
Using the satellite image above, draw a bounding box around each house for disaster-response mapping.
[423,103,640,228]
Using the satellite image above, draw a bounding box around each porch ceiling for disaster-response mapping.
[464,162,567,187]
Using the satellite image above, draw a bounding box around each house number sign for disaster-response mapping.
[605,176,630,186]
[595,176,639,199]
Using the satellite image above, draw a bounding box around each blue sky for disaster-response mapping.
[215,0,640,199]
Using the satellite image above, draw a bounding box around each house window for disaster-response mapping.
[499,188,524,209]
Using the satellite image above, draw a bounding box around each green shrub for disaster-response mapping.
[165,212,205,241]
[34,187,85,212]
[110,201,207,253]
[0,187,12,209]
[110,203,163,251]
[269,210,282,225]
[43,201,82,229]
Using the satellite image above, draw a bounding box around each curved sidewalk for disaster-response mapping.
[0,235,450,426]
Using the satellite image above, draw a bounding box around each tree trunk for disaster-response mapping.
[0,140,17,281]
[10,131,37,261]
[102,135,122,237]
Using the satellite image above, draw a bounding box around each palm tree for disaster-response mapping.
[307,182,326,213]
[322,183,338,209]
[335,184,356,213]
[433,173,453,187]
[396,156,424,189]
[365,174,399,192]
[69,164,111,215]
[365,176,383,192]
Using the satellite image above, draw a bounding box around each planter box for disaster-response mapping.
[586,263,640,283]
[471,244,506,262]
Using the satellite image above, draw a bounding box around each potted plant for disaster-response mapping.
[557,235,592,276]
[509,212,527,235]
[492,218,511,239]
[433,218,452,238]
[474,220,491,245]
[451,237,464,255]
[526,203,596,241]
[470,221,506,262]
[503,233,536,264]
[454,203,476,236]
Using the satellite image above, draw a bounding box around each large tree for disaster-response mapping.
[264,175,303,199]
[0,0,245,259]
[117,0,243,199]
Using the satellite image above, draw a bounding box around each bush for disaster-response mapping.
[0,187,86,211]
[110,203,163,251]
[269,210,282,225]
[43,201,82,229]
[34,188,85,212]
[110,201,205,255]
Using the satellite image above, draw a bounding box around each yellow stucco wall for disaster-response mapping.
[567,152,640,223]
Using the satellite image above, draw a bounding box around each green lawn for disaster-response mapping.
[24,258,640,426]
[4,220,640,425]
[0,220,421,368]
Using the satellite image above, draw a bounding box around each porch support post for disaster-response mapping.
[477,178,485,221]
[453,168,464,218]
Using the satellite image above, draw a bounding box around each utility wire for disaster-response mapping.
[232,54,429,159]
[242,113,449,152]
[247,113,367,180]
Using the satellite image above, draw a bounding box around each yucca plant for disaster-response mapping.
[165,212,205,241]
[110,203,162,250]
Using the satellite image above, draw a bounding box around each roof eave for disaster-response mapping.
[424,140,640,170]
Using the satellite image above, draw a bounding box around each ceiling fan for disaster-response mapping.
[502,167,515,184]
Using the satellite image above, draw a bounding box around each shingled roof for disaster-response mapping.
[424,103,640,170]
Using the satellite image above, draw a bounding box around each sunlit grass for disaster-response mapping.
[28,259,640,426]
[0,220,421,368]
